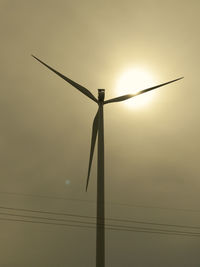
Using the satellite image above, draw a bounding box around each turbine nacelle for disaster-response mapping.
[98,89,105,103]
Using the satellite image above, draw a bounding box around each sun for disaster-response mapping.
[116,67,157,109]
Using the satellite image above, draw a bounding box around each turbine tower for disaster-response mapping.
[32,55,183,267]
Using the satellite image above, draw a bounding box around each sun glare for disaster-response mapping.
[116,67,157,109]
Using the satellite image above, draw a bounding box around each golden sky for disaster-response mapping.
[0,0,200,266]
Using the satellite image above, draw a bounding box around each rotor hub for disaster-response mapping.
[98,89,105,102]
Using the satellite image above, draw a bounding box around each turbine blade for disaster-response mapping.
[32,55,98,103]
[104,77,184,104]
[86,109,99,191]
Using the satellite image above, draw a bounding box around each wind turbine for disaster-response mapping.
[32,55,183,267]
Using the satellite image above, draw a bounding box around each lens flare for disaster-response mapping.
[116,67,157,109]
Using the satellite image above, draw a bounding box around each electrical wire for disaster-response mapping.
[0,207,200,237]
[1,210,200,234]
[0,216,200,237]
[0,205,199,231]
[1,191,200,214]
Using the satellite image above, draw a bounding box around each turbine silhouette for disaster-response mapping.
[32,55,183,267]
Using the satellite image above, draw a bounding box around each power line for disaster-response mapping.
[0,211,95,226]
[0,205,200,232]
[1,191,200,214]
[1,210,200,234]
[0,216,200,237]
[0,191,94,204]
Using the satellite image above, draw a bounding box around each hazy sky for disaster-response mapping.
[1,0,200,266]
